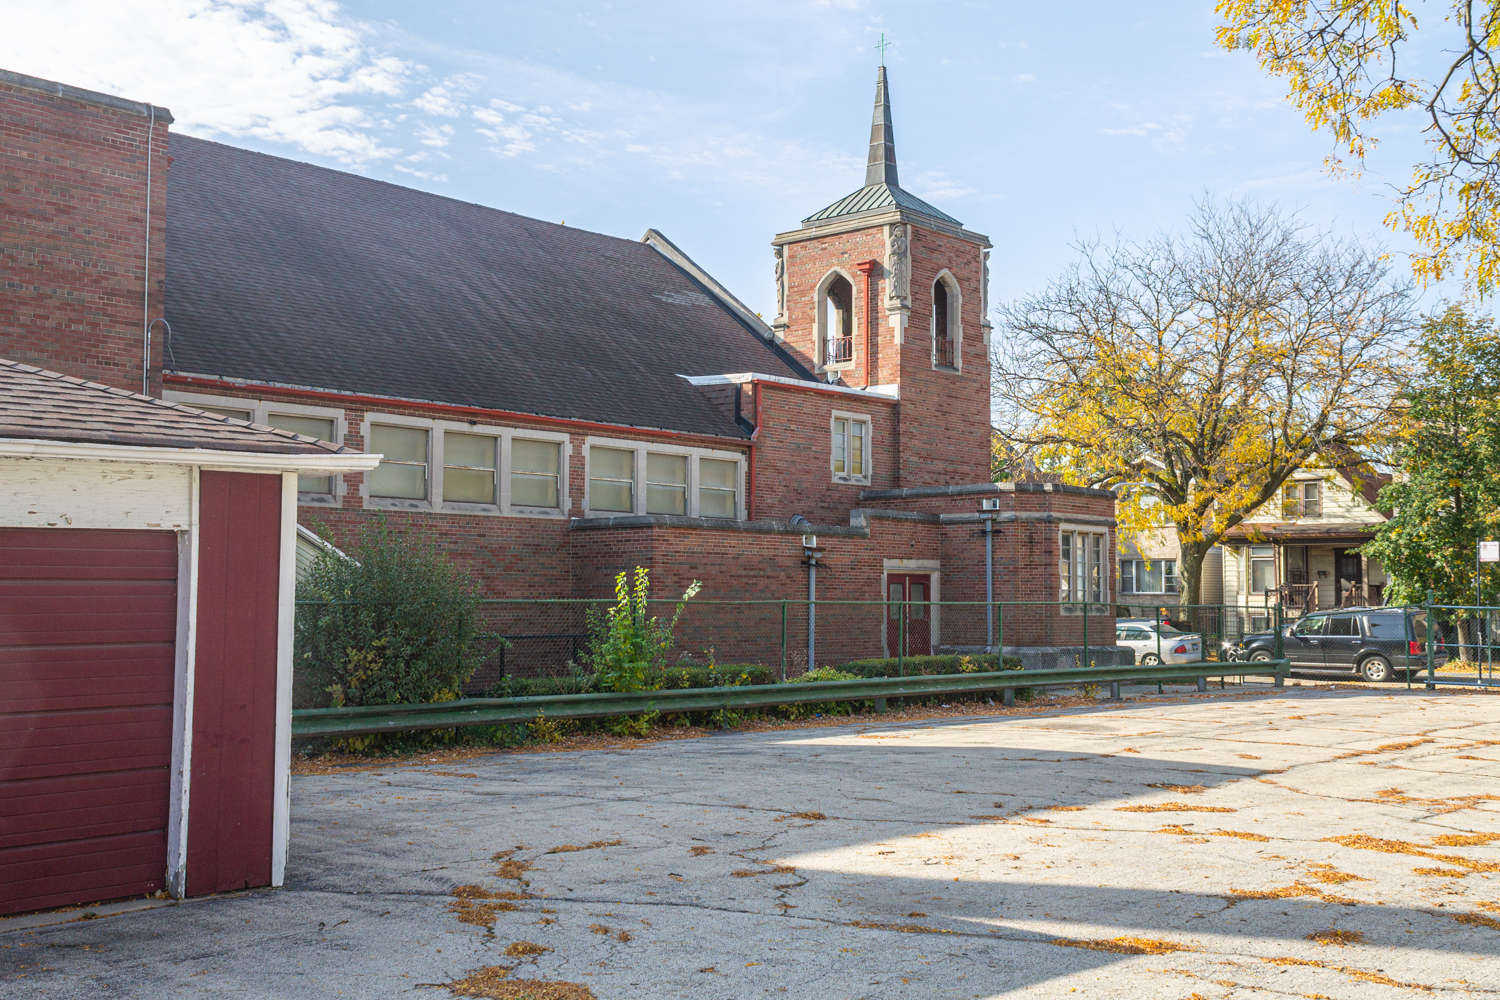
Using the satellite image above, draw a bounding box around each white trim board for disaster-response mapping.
[271,472,296,886]
[0,439,380,473]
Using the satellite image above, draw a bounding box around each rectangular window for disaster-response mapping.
[646,453,688,515]
[1282,480,1323,518]
[369,425,429,500]
[832,417,869,480]
[1059,533,1073,602]
[1061,531,1108,603]
[1301,480,1321,518]
[699,458,738,518]
[443,432,497,504]
[268,412,336,494]
[195,404,254,422]
[590,447,634,513]
[1122,559,1178,594]
[1089,535,1104,602]
[1281,482,1301,519]
[1249,544,1276,595]
[511,438,561,509]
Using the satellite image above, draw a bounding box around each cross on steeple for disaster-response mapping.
[875,33,891,65]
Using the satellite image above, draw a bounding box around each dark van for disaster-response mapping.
[1225,608,1445,682]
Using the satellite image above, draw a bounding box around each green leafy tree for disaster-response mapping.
[1363,306,1500,613]
[295,517,496,715]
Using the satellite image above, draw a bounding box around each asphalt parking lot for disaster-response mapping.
[5,685,1500,999]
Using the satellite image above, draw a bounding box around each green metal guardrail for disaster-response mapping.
[291,660,1291,738]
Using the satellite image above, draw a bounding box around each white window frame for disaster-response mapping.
[930,269,963,373]
[358,414,572,518]
[165,391,346,507]
[583,436,746,519]
[1120,558,1178,595]
[814,268,858,375]
[362,412,434,511]
[502,429,571,518]
[830,410,872,486]
[1058,526,1110,611]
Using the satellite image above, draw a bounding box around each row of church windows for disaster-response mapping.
[171,392,872,517]
[815,270,962,373]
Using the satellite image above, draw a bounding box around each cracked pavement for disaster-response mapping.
[5,686,1500,998]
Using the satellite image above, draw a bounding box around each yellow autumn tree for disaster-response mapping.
[992,199,1412,606]
[1217,1,1500,293]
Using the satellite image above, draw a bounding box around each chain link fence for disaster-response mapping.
[1425,604,1500,688]
[298,598,1291,694]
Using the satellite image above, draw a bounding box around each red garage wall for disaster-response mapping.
[187,471,282,896]
[0,528,176,916]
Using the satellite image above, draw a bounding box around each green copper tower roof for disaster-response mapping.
[802,66,962,228]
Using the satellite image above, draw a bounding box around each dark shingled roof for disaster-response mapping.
[165,135,808,438]
[0,358,349,454]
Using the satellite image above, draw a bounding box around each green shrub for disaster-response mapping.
[294,518,499,748]
[833,653,1023,677]
[659,663,779,689]
[580,567,700,693]
[777,666,866,719]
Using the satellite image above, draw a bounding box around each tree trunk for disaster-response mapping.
[1177,535,1207,613]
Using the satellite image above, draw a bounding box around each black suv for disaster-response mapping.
[1225,607,1445,682]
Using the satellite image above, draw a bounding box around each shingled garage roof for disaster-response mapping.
[0,358,349,454]
[164,135,807,438]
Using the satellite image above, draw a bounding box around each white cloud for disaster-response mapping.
[409,73,481,117]
[415,122,455,148]
[907,170,978,203]
[393,164,449,182]
[0,0,412,163]
[1013,73,1038,84]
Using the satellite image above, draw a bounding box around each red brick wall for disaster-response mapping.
[569,516,942,670]
[749,381,897,524]
[776,220,992,491]
[897,225,991,486]
[779,227,887,385]
[0,75,169,395]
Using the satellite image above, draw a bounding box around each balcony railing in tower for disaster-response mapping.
[934,333,954,368]
[826,334,854,366]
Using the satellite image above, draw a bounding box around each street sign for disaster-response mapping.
[1482,540,1500,563]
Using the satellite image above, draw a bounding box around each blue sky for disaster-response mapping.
[6,1,1448,319]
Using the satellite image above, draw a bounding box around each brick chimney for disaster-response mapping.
[1,69,172,395]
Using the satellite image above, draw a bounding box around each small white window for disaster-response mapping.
[1250,544,1276,595]
[370,425,429,500]
[699,458,738,518]
[646,453,688,515]
[832,416,868,482]
[443,432,497,504]
[267,412,336,495]
[590,447,635,513]
[511,439,561,509]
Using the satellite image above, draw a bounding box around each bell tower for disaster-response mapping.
[770,66,993,486]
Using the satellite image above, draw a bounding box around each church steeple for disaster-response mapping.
[865,65,898,188]
[800,65,961,228]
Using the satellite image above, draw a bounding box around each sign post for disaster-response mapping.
[1480,541,1500,607]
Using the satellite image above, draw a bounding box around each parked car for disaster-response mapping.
[1116,622,1202,665]
[1223,607,1444,682]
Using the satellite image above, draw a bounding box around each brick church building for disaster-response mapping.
[2,65,1121,670]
